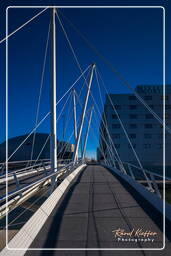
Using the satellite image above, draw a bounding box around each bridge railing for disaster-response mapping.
[0,159,83,212]
[101,160,171,199]
[0,159,50,176]
[0,158,73,176]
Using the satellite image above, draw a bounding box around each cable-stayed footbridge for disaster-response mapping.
[0,7,171,255]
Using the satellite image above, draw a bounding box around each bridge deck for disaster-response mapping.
[25,165,170,255]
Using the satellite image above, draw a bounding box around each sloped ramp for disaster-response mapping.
[23,165,171,255]
[3,165,171,256]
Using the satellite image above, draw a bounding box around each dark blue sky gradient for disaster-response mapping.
[0,0,170,158]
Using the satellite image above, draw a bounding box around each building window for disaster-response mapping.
[114,144,120,149]
[145,114,153,119]
[129,96,136,100]
[166,105,171,110]
[130,114,138,119]
[129,134,136,139]
[114,105,121,110]
[129,105,137,110]
[128,144,136,149]
[130,124,137,129]
[165,113,170,119]
[158,144,163,149]
[144,134,152,139]
[144,95,152,100]
[112,114,119,119]
[158,134,163,139]
[144,124,153,129]
[112,124,121,129]
[112,134,120,139]
[144,144,151,149]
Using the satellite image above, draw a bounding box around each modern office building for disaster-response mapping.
[98,85,171,171]
[0,133,74,161]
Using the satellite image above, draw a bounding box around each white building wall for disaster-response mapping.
[99,85,171,167]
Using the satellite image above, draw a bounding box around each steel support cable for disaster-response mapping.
[77,80,126,174]
[80,102,115,167]
[60,133,74,160]
[34,91,73,165]
[75,89,117,166]
[55,12,143,177]
[92,103,125,171]
[0,8,49,44]
[55,11,158,180]
[63,73,90,160]
[75,89,111,166]
[96,68,143,167]
[62,90,74,140]
[58,128,74,159]
[59,75,90,159]
[75,90,121,170]
[91,92,126,174]
[72,93,101,162]
[34,135,50,165]
[57,9,158,178]
[2,189,49,231]
[59,118,80,160]
[91,116,113,166]
[75,89,122,169]
[35,92,72,164]
[60,81,89,160]
[56,11,84,77]
[98,139,110,166]
[96,68,153,189]
[91,113,117,166]
[56,14,96,160]
[57,93,80,159]
[94,68,123,169]
[7,65,90,161]
[95,70,127,172]
[56,11,94,105]
[29,20,51,167]
[59,96,75,159]
[57,10,171,134]
[87,115,109,165]
[57,79,89,161]
[56,10,106,162]
[56,9,95,160]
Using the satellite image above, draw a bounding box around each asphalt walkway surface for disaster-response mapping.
[25,165,171,256]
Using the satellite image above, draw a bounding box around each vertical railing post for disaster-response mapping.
[150,173,161,198]
[128,164,135,180]
[13,172,22,197]
[42,161,48,176]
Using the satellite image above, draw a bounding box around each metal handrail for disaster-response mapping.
[0,159,73,178]
[101,159,170,199]
[104,159,171,181]
[123,161,171,180]
[0,160,83,203]
[0,161,50,178]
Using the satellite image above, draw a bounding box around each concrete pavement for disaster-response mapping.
[23,165,171,255]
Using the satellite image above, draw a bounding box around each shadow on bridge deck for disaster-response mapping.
[25,165,171,256]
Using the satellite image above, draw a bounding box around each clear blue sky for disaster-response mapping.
[0,0,170,159]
